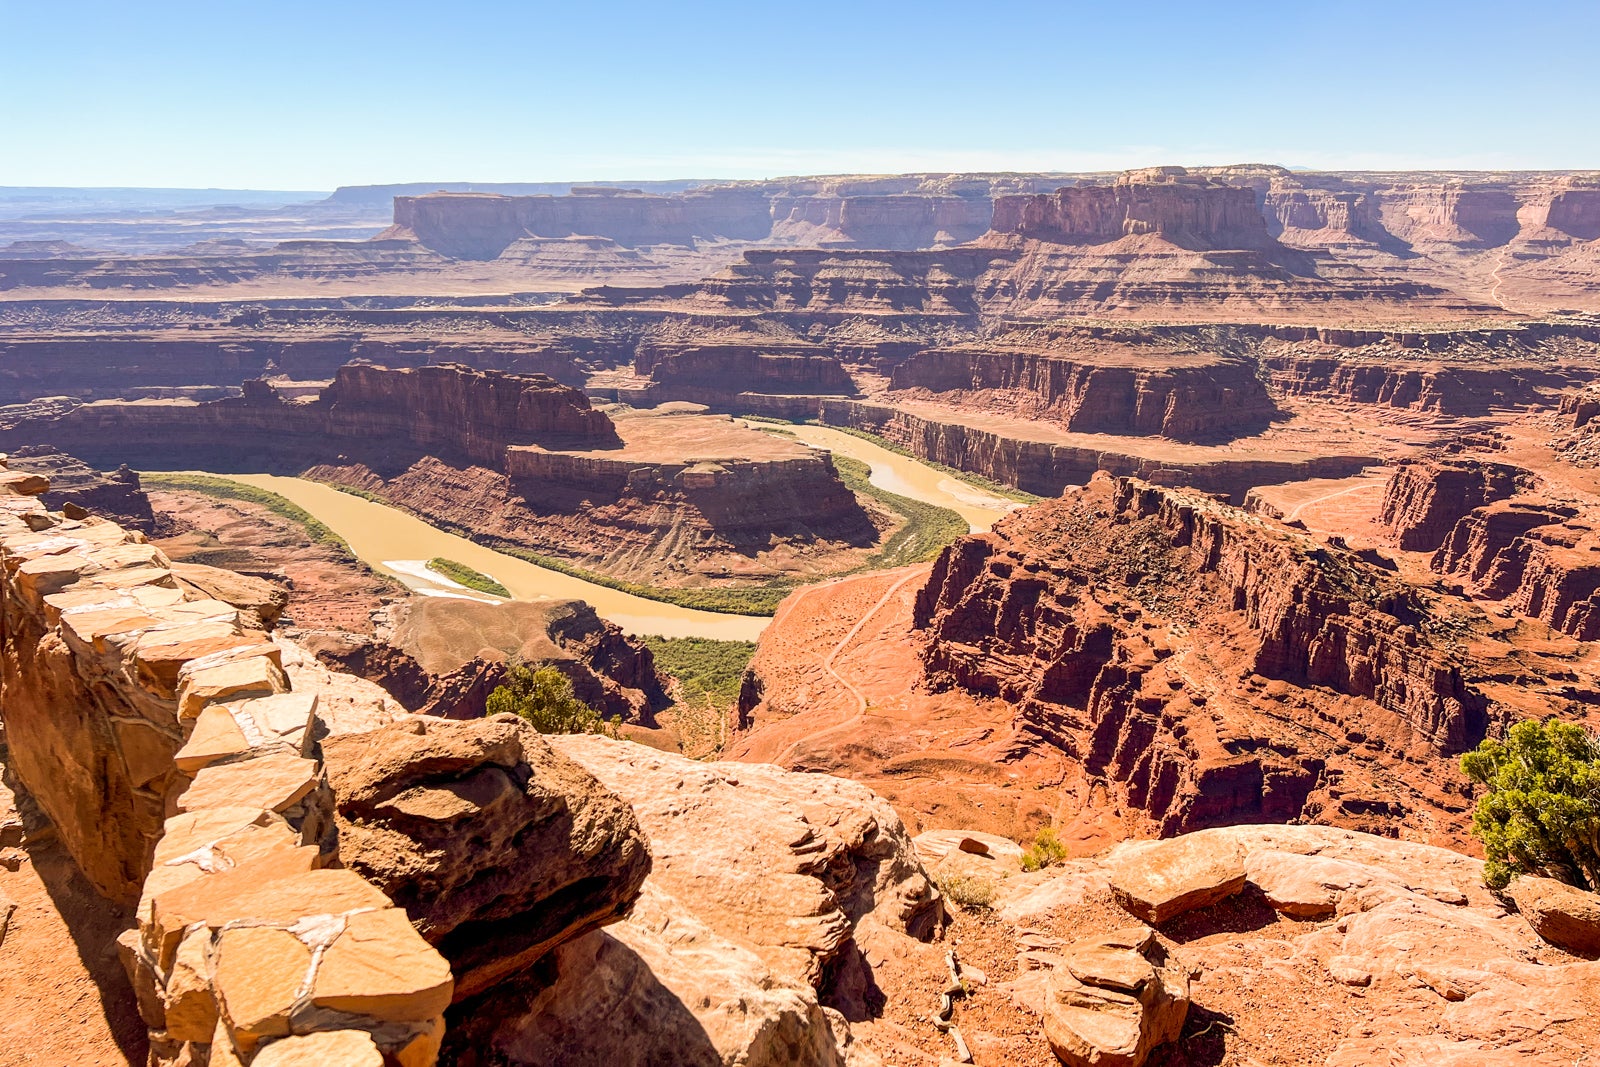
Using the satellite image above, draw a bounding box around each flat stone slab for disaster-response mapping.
[1107,830,1248,924]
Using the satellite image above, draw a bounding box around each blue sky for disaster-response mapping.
[3,0,1596,189]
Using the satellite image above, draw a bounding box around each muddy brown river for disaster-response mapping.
[190,441,1017,640]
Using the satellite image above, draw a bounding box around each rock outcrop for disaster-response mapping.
[1382,459,1600,639]
[886,342,1278,442]
[0,460,654,1065]
[320,716,652,1001]
[989,824,1600,1067]
[1043,925,1189,1067]
[912,474,1493,837]
[446,736,944,1066]
[1505,875,1600,958]
[5,444,155,530]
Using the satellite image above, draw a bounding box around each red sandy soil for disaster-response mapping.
[0,777,145,1066]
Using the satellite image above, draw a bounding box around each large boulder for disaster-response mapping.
[446,736,942,1066]
[319,715,651,1001]
[1106,829,1248,923]
[1043,925,1189,1067]
[1506,875,1600,958]
[445,884,859,1067]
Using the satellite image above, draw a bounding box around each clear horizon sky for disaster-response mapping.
[3,0,1597,190]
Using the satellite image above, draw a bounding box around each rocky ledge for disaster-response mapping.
[0,456,951,1066]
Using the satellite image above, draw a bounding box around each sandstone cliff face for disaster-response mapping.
[0,364,618,473]
[0,461,660,1066]
[886,345,1278,442]
[1262,353,1555,414]
[321,362,619,463]
[989,177,1271,249]
[912,474,1491,836]
[1381,459,1600,640]
[817,399,1372,502]
[1379,458,1534,551]
[634,340,855,398]
[388,175,1038,260]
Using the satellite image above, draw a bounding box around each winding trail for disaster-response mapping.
[1285,480,1386,522]
[1487,247,1513,311]
[773,567,927,766]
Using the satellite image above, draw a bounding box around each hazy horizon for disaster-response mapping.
[4,0,1597,189]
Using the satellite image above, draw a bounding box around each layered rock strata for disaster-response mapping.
[0,363,618,472]
[815,399,1374,502]
[913,474,1493,835]
[0,460,654,1066]
[6,443,155,530]
[0,462,452,1063]
[0,363,879,586]
[886,343,1278,441]
[1381,458,1600,639]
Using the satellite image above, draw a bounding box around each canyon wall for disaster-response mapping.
[814,399,1373,501]
[1381,458,1600,639]
[886,345,1278,441]
[386,175,1063,259]
[0,364,617,472]
[989,174,1272,248]
[911,474,1493,836]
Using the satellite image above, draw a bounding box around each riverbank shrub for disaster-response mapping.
[426,557,510,597]
[486,664,619,736]
[640,637,756,708]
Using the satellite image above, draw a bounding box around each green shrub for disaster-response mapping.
[640,636,756,708]
[426,557,510,597]
[832,456,969,568]
[1461,718,1600,891]
[1020,827,1070,872]
[486,664,618,737]
[935,872,997,909]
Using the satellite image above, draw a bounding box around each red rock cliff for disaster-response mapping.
[1383,459,1600,639]
[886,344,1278,441]
[911,474,1493,835]
[989,176,1271,249]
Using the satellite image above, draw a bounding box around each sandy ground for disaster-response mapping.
[0,776,144,1066]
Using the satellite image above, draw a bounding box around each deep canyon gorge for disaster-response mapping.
[3,161,1600,1067]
